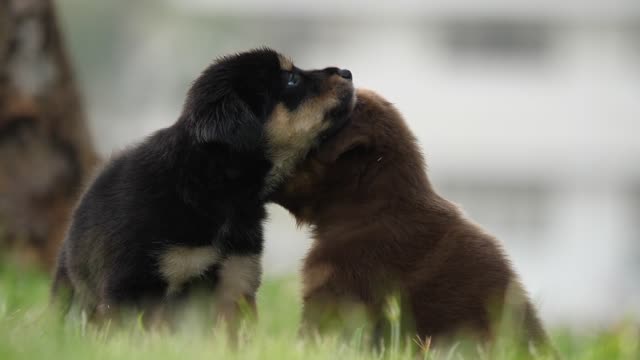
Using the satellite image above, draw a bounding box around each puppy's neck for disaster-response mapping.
[261,142,315,198]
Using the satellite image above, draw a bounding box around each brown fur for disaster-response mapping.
[272,89,549,348]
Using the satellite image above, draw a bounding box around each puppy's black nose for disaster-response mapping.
[338,69,352,80]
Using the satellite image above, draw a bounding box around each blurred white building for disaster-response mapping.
[59,0,640,327]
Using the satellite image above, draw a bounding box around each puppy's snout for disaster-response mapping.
[338,69,352,80]
[324,67,353,81]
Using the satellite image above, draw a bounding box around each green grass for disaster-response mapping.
[0,260,638,360]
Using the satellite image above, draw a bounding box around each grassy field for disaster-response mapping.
[0,260,638,360]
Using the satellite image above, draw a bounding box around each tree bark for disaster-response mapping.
[0,0,98,270]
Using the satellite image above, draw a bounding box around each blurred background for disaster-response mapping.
[1,0,639,331]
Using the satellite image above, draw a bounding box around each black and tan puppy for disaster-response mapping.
[51,48,355,327]
[272,89,549,348]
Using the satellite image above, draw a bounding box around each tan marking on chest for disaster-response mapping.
[158,246,221,294]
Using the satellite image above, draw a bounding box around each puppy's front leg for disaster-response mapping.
[215,254,262,337]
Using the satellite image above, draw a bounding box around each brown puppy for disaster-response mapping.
[272,89,549,348]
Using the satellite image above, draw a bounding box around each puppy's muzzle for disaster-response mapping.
[323,67,353,82]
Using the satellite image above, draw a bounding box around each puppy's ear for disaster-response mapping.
[316,134,370,164]
[188,92,263,151]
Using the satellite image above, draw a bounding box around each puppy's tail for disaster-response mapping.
[50,249,74,316]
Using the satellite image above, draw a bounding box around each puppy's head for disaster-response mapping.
[180,48,355,185]
[272,89,408,221]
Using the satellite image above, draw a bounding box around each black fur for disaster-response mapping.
[52,48,354,318]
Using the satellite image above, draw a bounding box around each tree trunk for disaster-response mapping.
[0,0,98,270]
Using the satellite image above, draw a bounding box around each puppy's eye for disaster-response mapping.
[286,72,301,87]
